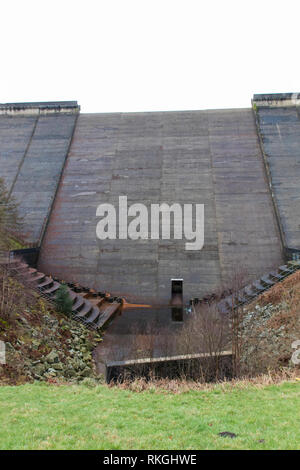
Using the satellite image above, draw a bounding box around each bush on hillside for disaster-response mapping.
[54,284,73,316]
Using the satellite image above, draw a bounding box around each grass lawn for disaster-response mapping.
[0,381,299,450]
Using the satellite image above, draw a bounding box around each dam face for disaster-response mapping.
[37,107,282,304]
[2,95,299,304]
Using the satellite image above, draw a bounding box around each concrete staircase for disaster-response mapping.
[6,259,123,330]
[3,253,300,325]
[190,261,300,314]
[217,262,300,314]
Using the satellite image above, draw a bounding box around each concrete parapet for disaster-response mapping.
[0,101,80,116]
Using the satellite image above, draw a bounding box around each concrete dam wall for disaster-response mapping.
[38,105,283,304]
[0,102,79,243]
[1,95,299,304]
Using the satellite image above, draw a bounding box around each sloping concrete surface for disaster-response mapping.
[38,109,283,303]
[0,104,78,244]
[11,114,77,243]
[256,106,300,249]
[0,115,36,190]
[208,109,283,281]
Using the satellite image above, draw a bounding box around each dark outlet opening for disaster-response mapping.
[171,279,183,322]
[172,279,183,295]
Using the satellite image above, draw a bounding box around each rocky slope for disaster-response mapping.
[0,272,101,385]
[240,270,300,375]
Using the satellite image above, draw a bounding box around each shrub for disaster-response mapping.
[54,284,73,316]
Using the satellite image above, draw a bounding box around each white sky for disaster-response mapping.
[1,0,299,113]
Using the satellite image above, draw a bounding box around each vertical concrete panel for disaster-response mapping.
[208,109,283,283]
[0,115,36,190]
[11,114,77,243]
[257,106,300,249]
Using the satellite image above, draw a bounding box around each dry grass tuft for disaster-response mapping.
[108,368,300,393]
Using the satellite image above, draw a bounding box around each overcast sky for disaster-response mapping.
[1,0,299,113]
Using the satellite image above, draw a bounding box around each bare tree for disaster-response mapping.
[0,178,23,250]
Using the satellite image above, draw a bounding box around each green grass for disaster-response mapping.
[0,381,299,450]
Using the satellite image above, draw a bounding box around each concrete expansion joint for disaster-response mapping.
[251,106,286,258]
[8,112,40,199]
